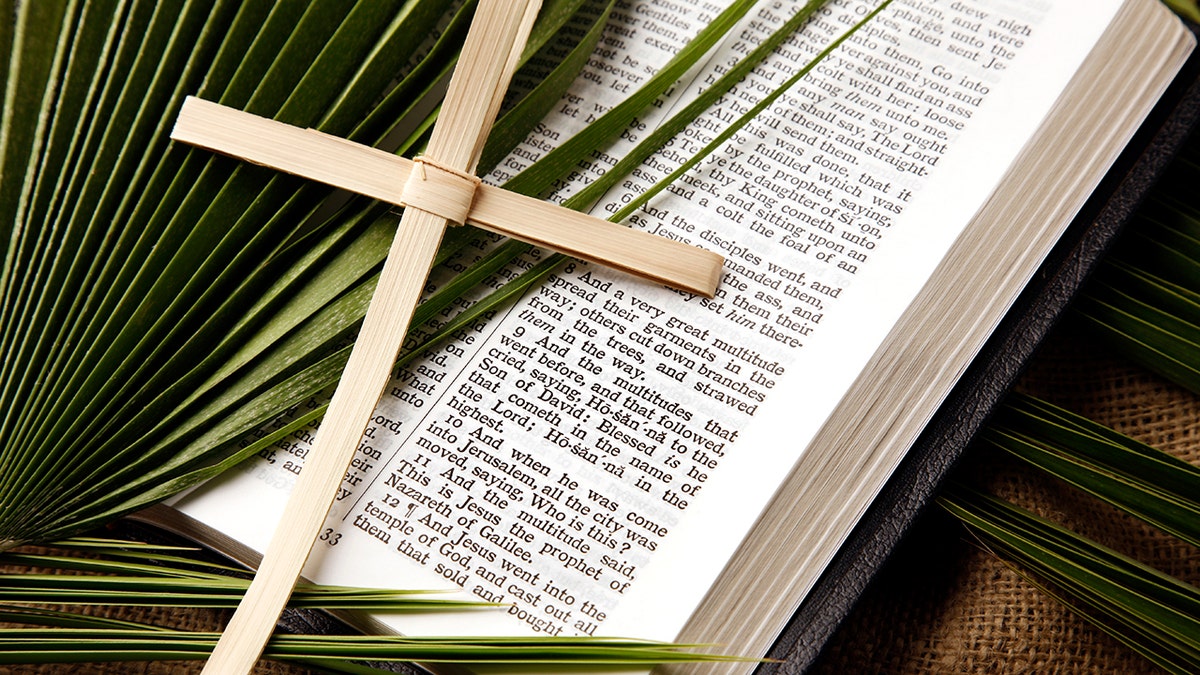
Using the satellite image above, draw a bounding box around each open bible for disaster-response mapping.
[139,0,1195,671]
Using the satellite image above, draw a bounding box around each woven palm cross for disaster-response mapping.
[172,1,723,671]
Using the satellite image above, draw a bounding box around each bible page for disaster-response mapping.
[168,0,1130,645]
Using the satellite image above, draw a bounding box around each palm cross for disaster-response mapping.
[172,1,723,671]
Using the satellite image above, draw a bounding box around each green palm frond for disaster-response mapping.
[0,0,865,548]
[940,487,1200,675]
[0,539,748,670]
[1,538,483,610]
[1163,0,1200,21]
[1076,133,1200,392]
[944,126,1200,672]
[984,393,1200,548]
[0,0,888,669]
[0,0,600,548]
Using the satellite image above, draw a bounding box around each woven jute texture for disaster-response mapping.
[812,322,1200,674]
[4,323,1199,674]
[0,589,310,675]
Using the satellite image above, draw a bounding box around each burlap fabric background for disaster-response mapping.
[812,321,1200,674]
[4,320,1199,674]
